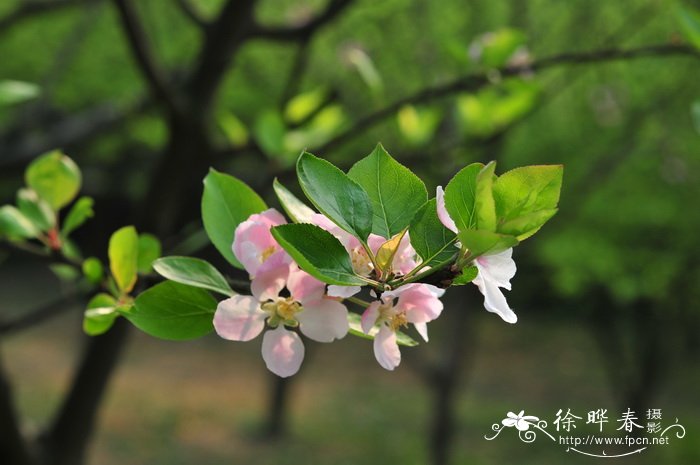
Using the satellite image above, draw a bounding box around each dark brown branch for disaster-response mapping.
[0,0,91,35]
[174,0,206,28]
[249,0,354,42]
[111,0,182,117]
[315,43,700,154]
[0,353,32,465]
[0,292,81,336]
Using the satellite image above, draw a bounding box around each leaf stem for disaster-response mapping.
[346,296,371,307]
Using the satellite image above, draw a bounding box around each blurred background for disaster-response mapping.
[1,0,699,464]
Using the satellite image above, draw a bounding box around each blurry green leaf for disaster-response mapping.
[50,263,80,282]
[284,105,346,153]
[0,205,39,238]
[345,47,383,95]
[201,169,267,268]
[217,111,249,147]
[82,257,104,285]
[60,238,82,261]
[253,110,289,161]
[443,163,484,231]
[296,151,373,241]
[153,256,234,297]
[347,144,428,238]
[677,5,700,50]
[397,105,442,146]
[273,178,316,223]
[25,150,81,210]
[452,265,478,285]
[458,229,518,257]
[17,189,55,232]
[137,233,161,274]
[347,313,418,347]
[692,100,700,133]
[492,165,563,232]
[108,226,139,294]
[474,161,497,231]
[0,80,40,106]
[472,28,527,68]
[271,223,366,286]
[284,87,327,124]
[409,199,458,268]
[83,293,118,336]
[128,281,216,341]
[61,196,94,236]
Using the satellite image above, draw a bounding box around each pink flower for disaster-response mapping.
[213,255,349,377]
[436,187,518,324]
[360,283,445,370]
[310,213,419,298]
[232,208,289,279]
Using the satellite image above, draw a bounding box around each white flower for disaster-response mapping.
[502,411,539,431]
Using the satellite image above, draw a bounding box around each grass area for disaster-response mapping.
[4,294,699,465]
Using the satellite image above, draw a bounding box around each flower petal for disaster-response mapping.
[261,326,305,378]
[213,295,266,341]
[516,419,531,431]
[413,322,429,342]
[436,186,458,233]
[327,285,361,299]
[394,283,445,324]
[251,254,290,302]
[502,418,518,427]
[232,208,287,277]
[287,267,326,305]
[476,248,516,290]
[361,301,381,334]
[472,272,517,323]
[373,326,401,370]
[297,299,349,342]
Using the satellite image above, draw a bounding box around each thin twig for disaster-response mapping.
[0,291,82,336]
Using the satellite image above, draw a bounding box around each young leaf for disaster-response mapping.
[493,165,563,222]
[474,161,497,231]
[273,178,316,223]
[271,223,366,286]
[347,144,428,238]
[347,313,418,347]
[127,281,217,340]
[61,196,94,236]
[409,199,458,268]
[201,169,267,268]
[499,208,558,240]
[25,150,81,210]
[451,265,478,286]
[0,205,39,238]
[296,151,373,241]
[153,256,234,297]
[82,257,104,284]
[17,188,55,231]
[375,232,404,275]
[0,80,40,106]
[137,233,161,274]
[458,229,518,257]
[677,5,700,50]
[109,226,139,294]
[443,162,484,232]
[83,293,118,336]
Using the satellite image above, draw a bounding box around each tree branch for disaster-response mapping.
[0,0,93,36]
[249,0,354,42]
[315,43,700,153]
[174,0,207,29]
[0,353,32,465]
[0,291,81,336]
[111,0,182,117]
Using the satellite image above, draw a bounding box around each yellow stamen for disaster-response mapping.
[261,245,276,262]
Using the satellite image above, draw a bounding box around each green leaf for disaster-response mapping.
[474,28,527,69]
[17,188,55,231]
[201,169,267,268]
[452,265,478,286]
[82,257,104,284]
[492,165,563,228]
[50,263,80,282]
[499,208,558,240]
[61,197,94,236]
[25,150,81,210]
[108,226,139,294]
[347,144,428,238]
[692,101,700,134]
[83,293,118,336]
[296,151,373,241]
[217,111,248,147]
[273,178,316,223]
[458,229,518,257]
[271,223,366,286]
[474,161,497,231]
[153,256,234,297]
[127,281,217,341]
[284,87,328,124]
[0,205,39,238]
[137,233,161,274]
[408,199,458,268]
[0,80,40,106]
[375,233,404,275]
[347,313,418,347]
[677,5,700,50]
[253,109,288,159]
[443,162,484,231]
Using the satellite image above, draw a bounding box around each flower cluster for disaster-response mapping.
[213,201,518,377]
